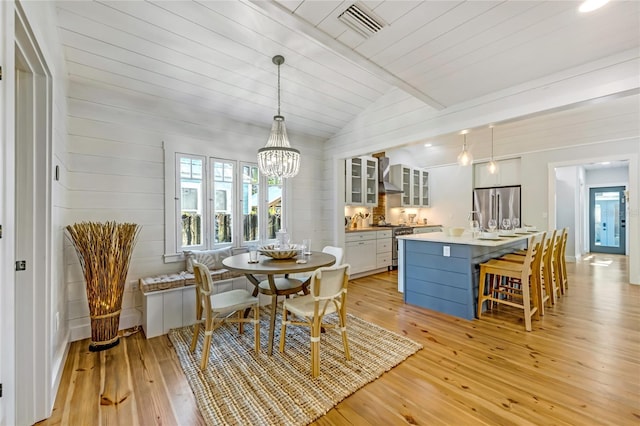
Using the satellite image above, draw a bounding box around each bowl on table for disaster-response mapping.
[499,230,516,236]
[524,226,537,232]
[258,244,301,259]
[480,231,499,239]
[447,227,465,237]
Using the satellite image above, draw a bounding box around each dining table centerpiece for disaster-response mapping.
[258,244,301,259]
[66,221,140,351]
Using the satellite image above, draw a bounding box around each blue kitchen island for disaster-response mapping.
[397,231,533,320]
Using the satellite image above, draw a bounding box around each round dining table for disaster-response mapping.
[222,251,336,355]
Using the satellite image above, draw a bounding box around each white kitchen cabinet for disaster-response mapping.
[419,169,430,206]
[345,230,390,275]
[345,239,376,274]
[376,230,392,268]
[345,156,378,206]
[390,164,430,207]
[474,158,521,188]
[390,164,412,206]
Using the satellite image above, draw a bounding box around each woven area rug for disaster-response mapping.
[169,308,422,426]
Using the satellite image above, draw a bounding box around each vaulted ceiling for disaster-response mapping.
[55,0,640,141]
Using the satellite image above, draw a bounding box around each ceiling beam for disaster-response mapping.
[246,0,446,111]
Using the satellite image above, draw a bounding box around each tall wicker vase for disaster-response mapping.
[66,221,140,352]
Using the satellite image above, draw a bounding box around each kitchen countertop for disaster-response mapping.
[345,224,442,233]
[397,230,541,246]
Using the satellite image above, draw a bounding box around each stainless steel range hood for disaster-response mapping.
[378,157,403,194]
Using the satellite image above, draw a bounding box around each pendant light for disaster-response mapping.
[257,55,300,178]
[487,126,498,175]
[457,132,473,166]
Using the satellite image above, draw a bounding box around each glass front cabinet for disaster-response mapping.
[345,156,378,206]
[420,169,430,207]
[390,164,430,207]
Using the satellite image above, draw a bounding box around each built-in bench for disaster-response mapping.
[140,247,251,338]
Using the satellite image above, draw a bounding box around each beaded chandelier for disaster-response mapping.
[257,55,300,178]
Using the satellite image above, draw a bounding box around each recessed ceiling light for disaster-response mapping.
[579,0,610,13]
[424,143,432,148]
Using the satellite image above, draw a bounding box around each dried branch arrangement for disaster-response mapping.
[66,221,140,351]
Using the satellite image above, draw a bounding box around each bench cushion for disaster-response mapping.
[140,273,186,293]
[140,269,246,294]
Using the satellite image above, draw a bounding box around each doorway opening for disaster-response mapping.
[589,186,627,254]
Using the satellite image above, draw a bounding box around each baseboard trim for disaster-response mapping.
[49,329,71,416]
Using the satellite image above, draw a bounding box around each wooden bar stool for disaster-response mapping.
[555,228,569,294]
[477,236,539,331]
[541,229,560,305]
[503,232,559,307]
[496,232,548,315]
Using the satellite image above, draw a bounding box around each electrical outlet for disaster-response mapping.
[443,246,450,257]
[131,281,139,291]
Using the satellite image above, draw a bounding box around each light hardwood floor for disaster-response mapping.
[38,254,639,425]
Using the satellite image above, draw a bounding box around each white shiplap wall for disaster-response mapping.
[65,79,326,341]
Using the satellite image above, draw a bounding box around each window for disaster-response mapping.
[165,147,288,260]
[211,159,234,245]
[178,155,204,248]
[266,176,283,239]
[241,164,259,245]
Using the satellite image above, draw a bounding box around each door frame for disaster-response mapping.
[588,185,627,254]
[12,2,53,424]
[0,1,16,424]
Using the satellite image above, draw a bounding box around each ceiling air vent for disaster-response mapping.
[338,3,386,38]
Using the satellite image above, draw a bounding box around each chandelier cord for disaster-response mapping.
[277,61,281,116]
[491,127,494,158]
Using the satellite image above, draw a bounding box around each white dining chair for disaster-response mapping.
[190,261,260,369]
[279,264,351,377]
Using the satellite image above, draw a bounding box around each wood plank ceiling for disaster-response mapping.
[55,0,640,141]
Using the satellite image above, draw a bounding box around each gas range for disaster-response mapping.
[391,226,414,236]
[377,224,414,235]
[388,226,413,268]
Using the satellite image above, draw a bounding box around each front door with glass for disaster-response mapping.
[589,186,626,254]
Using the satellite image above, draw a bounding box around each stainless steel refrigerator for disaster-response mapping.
[472,185,521,230]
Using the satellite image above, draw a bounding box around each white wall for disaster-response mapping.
[555,166,579,259]
[585,166,629,185]
[64,79,325,341]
